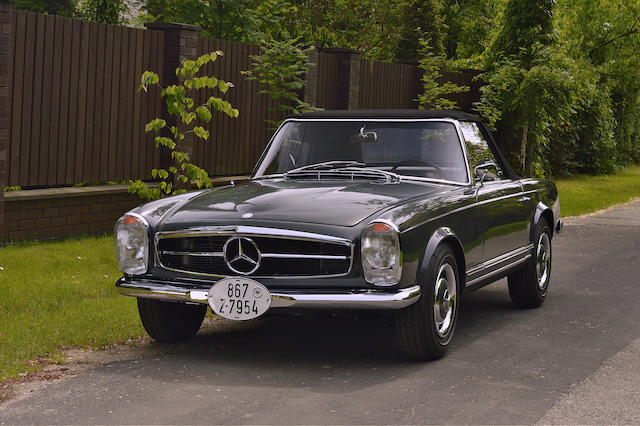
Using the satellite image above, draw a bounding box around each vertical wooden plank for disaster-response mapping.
[57,17,72,185]
[9,10,25,186]
[131,28,143,179]
[73,20,89,184]
[241,43,252,173]
[138,29,152,178]
[123,28,136,180]
[100,24,114,182]
[108,26,121,181]
[18,12,36,186]
[83,21,98,183]
[65,19,81,184]
[47,15,63,185]
[92,22,105,183]
[28,13,45,186]
[228,41,239,174]
[152,30,163,173]
[35,14,54,186]
[224,40,234,175]
[115,26,128,181]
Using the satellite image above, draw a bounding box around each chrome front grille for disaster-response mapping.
[155,227,353,278]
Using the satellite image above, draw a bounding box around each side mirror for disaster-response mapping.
[473,162,498,185]
[358,125,378,142]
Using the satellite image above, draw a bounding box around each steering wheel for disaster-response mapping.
[390,160,444,177]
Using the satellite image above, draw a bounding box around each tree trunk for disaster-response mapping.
[520,121,528,176]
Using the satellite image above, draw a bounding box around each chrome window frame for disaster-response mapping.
[252,118,473,187]
[154,226,355,279]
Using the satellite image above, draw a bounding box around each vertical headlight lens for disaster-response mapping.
[114,214,149,275]
[361,221,402,286]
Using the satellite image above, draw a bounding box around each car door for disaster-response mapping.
[459,121,531,267]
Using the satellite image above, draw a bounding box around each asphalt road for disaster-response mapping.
[1,200,639,424]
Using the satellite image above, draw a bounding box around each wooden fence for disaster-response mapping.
[8,10,163,188]
[4,9,482,189]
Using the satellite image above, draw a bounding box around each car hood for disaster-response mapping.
[157,178,448,228]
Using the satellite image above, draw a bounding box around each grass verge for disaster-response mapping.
[0,235,144,382]
[555,165,640,217]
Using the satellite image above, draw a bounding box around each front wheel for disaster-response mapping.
[508,221,552,308]
[137,298,207,342]
[396,244,460,360]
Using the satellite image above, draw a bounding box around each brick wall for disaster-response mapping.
[2,185,142,242]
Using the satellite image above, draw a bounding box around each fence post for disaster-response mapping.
[319,48,361,110]
[0,0,10,242]
[145,22,200,164]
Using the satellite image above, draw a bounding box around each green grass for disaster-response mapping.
[0,236,144,381]
[556,165,640,217]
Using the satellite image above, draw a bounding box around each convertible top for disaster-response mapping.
[289,109,481,121]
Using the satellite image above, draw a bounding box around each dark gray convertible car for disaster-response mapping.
[114,110,562,360]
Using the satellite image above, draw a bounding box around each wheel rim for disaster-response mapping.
[433,262,457,339]
[536,232,551,291]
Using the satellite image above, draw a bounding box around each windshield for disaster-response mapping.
[253,120,469,183]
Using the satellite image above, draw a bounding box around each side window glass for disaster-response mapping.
[458,121,503,180]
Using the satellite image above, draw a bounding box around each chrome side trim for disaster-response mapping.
[465,244,534,286]
[154,226,354,279]
[117,279,421,310]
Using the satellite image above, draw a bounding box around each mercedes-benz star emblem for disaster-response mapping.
[223,237,261,275]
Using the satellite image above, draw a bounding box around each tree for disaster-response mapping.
[395,0,445,62]
[143,0,287,44]
[243,37,316,128]
[442,0,502,62]
[12,0,74,16]
[477,0,559,176]
[415,37,469,110]
[77,0,129,25]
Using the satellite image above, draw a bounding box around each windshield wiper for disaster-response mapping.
[285,160,366,175]
[285,163,400,184]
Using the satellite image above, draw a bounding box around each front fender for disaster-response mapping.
[417,227,466,288]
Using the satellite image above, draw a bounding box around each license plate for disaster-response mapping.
[208,277,271,321]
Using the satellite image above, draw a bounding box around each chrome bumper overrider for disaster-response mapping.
[116,278,421,310]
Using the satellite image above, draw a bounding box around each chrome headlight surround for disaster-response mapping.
[361,220,402,286]
[114,213,149,275]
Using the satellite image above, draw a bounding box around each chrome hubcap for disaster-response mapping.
[433,262,456,339]
[536,233,551,290]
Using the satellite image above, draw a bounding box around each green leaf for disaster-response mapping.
[145,118,166,133]
[196,106,212,122]
[154,136,175,149]
[193,126,210,140]
[217,80,229,93]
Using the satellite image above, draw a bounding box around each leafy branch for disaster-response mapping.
[415,36,469,110]
[243,37,318,128]
[129,52,239,201]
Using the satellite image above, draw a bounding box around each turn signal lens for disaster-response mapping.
[361,221,402,286]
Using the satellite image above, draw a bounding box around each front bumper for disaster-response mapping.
[116,277,421,310]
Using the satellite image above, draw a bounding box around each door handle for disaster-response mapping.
[517,196,531,203]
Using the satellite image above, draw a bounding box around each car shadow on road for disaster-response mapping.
[108,280,528,394]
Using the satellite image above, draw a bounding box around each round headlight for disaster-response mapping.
[361,221,402,286]
[114,214,149,275]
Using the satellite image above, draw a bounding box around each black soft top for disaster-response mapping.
[290,109,481,121]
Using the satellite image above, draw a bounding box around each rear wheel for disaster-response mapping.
[508,221,552,308]
[396,244,459,360]
[137,298,207,342]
